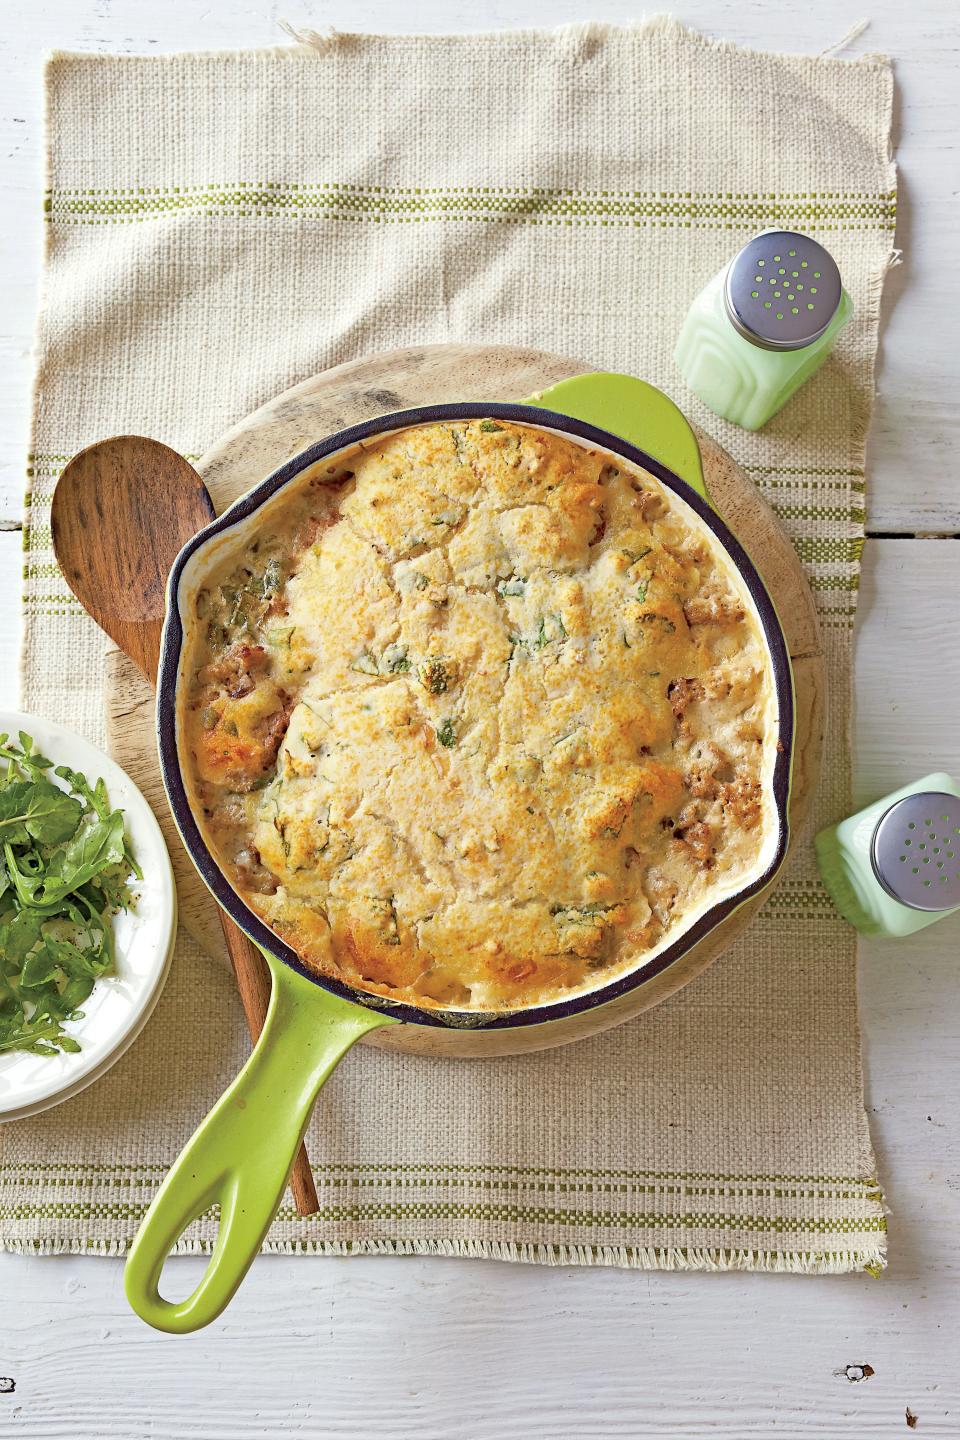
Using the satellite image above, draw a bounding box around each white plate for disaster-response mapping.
[0,711,176,1120]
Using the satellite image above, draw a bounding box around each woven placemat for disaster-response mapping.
[2,19,895,1270]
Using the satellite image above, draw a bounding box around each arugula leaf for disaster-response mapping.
[20,945,58,989]
[0,784,33,844]
[54,763,109,819]
[5,909,44,965]
[0,1014,77,1056]
[22,780,83,845]
[0,732,53,780]
[35,813,126,907]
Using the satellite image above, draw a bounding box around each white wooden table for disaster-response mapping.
[1,3,958,1436]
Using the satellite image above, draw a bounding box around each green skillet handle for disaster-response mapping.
[531,373,710,505]
[124,953,396,1334]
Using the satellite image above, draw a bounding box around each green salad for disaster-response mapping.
[0,731,140,1057]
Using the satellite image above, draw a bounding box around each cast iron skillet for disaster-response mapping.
[125,374,794,1332]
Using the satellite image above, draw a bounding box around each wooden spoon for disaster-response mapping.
[51,436,320,1217]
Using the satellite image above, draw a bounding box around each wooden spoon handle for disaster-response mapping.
[52,440,322,1220]
[217,913,320,1218]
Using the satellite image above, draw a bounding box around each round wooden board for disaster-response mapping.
[105,344,824,1057]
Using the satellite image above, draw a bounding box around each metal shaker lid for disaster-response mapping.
[871,792,960,912]
[723,231,842,351]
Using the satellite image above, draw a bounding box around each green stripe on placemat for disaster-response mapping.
[1,1199,886,1235]
[0,1159,886,1243]
[0,1157,882,1188]
[44,183,897,231]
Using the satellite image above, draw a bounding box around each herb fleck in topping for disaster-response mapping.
[496,577,527,598]
[259,558,283,598]
[265,625,295,649]
[420,659,451,695]
[639,613,676,634]
[381,645,411,674]
[549,902,614,925]
[534,614,568,650]
[436,719,457,748]
[367,895,400,945]
[478,420,504,433]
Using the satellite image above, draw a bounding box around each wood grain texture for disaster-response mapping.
[51,436,318,1216]
[103,343,823,1058]
[50,438,214,679]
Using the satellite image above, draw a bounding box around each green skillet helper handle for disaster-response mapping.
[124,952,396,1334]
[530,373,710,505]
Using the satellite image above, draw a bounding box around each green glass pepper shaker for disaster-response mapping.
[674,230,853,431]
[815,774,960,936]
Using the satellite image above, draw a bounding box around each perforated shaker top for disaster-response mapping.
[871,792,960,912]
[723,231,842,351]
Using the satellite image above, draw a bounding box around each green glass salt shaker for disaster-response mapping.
[815,774,960,937]
[674,230,853,431]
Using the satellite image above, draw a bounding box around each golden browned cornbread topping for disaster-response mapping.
[183,420,774,1011]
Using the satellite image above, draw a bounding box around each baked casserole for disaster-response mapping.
[183,420,776,1011]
